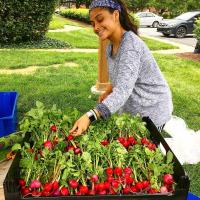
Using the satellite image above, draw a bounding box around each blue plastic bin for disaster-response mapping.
[187,192,200,200]
[0,92,18,137]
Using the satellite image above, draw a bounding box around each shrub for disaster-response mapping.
[0,0,58,43]
[60,8,140,29]
[60,9,90,24]
[194,18,200,42]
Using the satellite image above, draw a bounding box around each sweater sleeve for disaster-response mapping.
[96,48,141,119]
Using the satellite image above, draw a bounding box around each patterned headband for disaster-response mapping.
[89,0,121,12]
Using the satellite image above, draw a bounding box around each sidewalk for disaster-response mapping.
[141,34,194,54]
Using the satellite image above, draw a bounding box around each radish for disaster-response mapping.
[100,140,109,146]
[67,135,73,141]
[69,179,78,188]
[52,181,59,190]
[74,147,81,155]
[130,186,137,193]
[160,186,168,193]
[43,140,53,150]
[60,187,69,196]
[141,180,150,189]
[50,125,57,132]
[148,188,158,194]
[98,190,107,195]
[98,182,105,191]
[79,185,89,195]
[117,137,125,144]
[104,182,110,190]
[106,167,113,176]
[30,180,41,189]
[123,187,130,194]
[125,176,134,184]
[91,175,98,182]
[163,174,174,185]
[135,181,143,191]
[41,190,50,196]
[18,179,26,187]
[107,176,114,183]
[114,167,123,176]
[21,187,30,196]
[112,180,119,188]
[88,189,96,195]
[52,189,61,196]
[43,182,52,192]
[124,167,132,175]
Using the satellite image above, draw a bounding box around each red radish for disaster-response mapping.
[18,179,26,187]
[100,140,110,146]
[67,135,73,141]
[142,180,150,189]
[135,182,143,191]
[148,143,156,150]
[75,191,82,195]
[52,189,61,196]
[43,182,52,192]
[91,175,98,182]
[69,179,78,188]
[148,188,158,194]
[98,182,105,191]
[52,181,59,190]
[114,167,123,176]
[79,185,89,195]
[124,167,132,175]
[123,187,130,194]
[43,140,53,150]
[125,176,134,184]
[106,167,113,176]
[88,190,96,195]
[104,182,110,190]
[107,176,114,183]
[53,137,58,145]
[141,137,150,145]
[32,190,40,197]
[27,148,34,153]
[98,190,107,195]
[160,186,168,193]
[50,125,57,132]
[66,145,74,152]
[112,180,119,188]
[118,137,125,144]
[163,174,174,185]
[94,183,99,191]
[41,190,50,196]
[60,187,69,196]
[74,147,81,155]
[21,187,30,196]
[130,186,137,193]
[109,188,117,195]
[30,180,41,189]
[122,139,130,148]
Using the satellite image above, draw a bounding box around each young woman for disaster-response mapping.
[69,0,173,136]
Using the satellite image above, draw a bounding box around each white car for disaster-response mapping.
[136,12,163,27]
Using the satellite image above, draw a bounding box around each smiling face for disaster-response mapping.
[89,7,120,40]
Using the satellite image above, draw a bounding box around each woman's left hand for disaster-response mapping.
[69,114,90,136]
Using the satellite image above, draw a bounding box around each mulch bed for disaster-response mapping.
[176,52,200,62]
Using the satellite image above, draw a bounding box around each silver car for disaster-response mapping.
[136,12,163,28]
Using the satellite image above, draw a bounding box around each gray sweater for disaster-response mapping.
[96,31,173,127]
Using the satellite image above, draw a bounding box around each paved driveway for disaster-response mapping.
[139,27,197,47]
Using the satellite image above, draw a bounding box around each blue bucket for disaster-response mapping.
[187,192,200,200]
[0,92,18,137]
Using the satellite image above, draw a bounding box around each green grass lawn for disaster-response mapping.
[49,14,85,30]
[47,29,178,50]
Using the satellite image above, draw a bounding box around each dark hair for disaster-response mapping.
[107,0,138,35]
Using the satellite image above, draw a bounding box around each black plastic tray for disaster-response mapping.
[3,117,190,200]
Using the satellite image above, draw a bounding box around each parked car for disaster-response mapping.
[157,11,200,38]
[135,12,163,28]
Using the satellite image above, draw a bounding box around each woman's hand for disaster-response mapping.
[98,84,113,103]
[69,114,90,137]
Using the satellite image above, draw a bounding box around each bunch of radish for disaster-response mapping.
[13,103,176,198]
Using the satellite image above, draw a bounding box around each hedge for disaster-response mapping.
[60,8,140,28]
[194,18,200,42]
[0,0,58,43]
